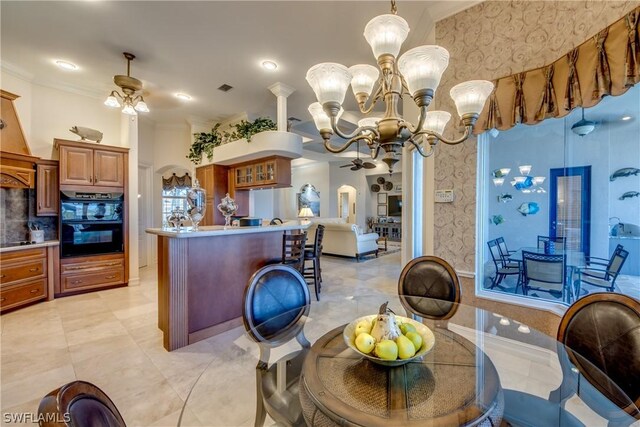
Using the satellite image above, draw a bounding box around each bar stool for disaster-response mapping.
[264,232,307,274]
[304,225,324,301]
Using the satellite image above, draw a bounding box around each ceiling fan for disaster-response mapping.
[571,107,632,136]
[339,141,376,171]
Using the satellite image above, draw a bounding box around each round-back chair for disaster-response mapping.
[557,293,640,425]
[398,256,461,320]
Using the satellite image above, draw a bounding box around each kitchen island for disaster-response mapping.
[146,222,309,351]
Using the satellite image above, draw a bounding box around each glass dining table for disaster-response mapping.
[178,294,638,426]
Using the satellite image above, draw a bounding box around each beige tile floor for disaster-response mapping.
[1,252,636,426]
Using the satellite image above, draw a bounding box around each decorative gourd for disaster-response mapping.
[369,302,401,342]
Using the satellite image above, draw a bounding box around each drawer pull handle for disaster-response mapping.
[0,297,5,302]
[0,274,5,279]
[29,268,39,272]
[72,280,83,285]
[105,275,116,279]
[106,262,119,266]
[30,289,39,294]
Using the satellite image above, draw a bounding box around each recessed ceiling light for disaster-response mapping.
[621,115,632,121]
[175,93,192,101]
[262,60,278,71]
[55,60,78,71]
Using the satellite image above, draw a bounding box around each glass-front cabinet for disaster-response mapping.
[255,163,266,184]
[265,160,276,183]
[244,165,254,186]
[235,168,246,187]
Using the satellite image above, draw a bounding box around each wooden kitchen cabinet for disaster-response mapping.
[195,164,230,225]
[58,254,125,296]
[56,139,127,188]
[231,156,291,189]
[1,245,58,313]
[36,160,59,216]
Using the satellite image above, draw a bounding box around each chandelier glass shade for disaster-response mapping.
[306,2,494,173]
[104,52,149,116]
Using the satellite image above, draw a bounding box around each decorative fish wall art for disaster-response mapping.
[497,193,513,203]
[514,176,533,190]
[491,215,505,225]
[517,202,540,216]
[610,168,640,181]
[620,191,640,200]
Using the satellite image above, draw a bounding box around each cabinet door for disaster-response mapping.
[59,146,93,185]
[244,165,254,186]
[255,163,265,184]
[235,167,246,187]
[36,163,59,216]
[264,160,276,184]
[94,150,125,187]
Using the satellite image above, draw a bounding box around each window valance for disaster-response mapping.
[162,172,192,190]
[475,6,639,134]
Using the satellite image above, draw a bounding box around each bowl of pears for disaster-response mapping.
[343,302,436,367]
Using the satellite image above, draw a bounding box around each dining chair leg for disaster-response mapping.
[254,370,266,427]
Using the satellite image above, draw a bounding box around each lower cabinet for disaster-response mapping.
[0,246,56,313]
[59,254,126,296]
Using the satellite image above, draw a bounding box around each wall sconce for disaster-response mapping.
[532,176,546,185]
[492,178,505,186]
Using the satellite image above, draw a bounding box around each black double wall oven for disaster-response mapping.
[60,191,124,258]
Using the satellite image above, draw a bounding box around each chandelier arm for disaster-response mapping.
[111,90,124,100]
[414,126,473,146]
[323,134,373,154]
[408,138,436,158]
[330,116,379,140]
[357,84,384,115]
[402,105,428,134]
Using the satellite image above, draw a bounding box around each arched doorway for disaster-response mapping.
[337,185,357,224]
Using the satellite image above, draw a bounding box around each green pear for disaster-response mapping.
[396,335,416,359]
[405,331,423,352]
[355,333,375,354]
[374,339,398,360]
[400,323,417,335]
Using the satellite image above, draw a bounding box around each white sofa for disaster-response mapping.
[306,218,379,260]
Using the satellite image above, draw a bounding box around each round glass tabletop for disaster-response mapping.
[178,294,638,426]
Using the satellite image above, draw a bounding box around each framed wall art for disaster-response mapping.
[377,193,387,204]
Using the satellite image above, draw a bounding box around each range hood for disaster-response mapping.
[0,90,38,188]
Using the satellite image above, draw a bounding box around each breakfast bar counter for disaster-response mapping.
[146,222,308,351]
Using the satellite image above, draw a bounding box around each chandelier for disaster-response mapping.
[104,52,149,116]
[305,1,493,173]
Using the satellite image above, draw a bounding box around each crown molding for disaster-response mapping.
[1,62,35,82]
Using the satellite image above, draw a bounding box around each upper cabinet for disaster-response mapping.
[233,156,291,190]
[56,139,127,188]
[36,160,59,216]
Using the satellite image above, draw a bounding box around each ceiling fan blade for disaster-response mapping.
[363,162,376,169]
[340,164,352,168]
[350,166,359,171]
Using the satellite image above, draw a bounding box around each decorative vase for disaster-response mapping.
[167,208,188,231]
[217,193,238,228]
[186,178,206,231]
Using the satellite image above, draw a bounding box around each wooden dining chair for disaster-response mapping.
[38,380,126,427]
[303,224,324,302]
[553,293,640,426]
[243,264,311,427]
[522,251,568,302]
[487,239,521,290]
[398,256,461,320]
[579,246,629,292]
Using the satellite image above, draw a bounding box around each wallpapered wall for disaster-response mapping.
[433,0,639,272]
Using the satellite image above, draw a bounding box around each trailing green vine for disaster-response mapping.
[187,123,222,165]
[187,117,277,165]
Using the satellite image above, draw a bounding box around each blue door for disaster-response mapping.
[549,166,591,256]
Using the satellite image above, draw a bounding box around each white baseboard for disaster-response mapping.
[128,277,140,287]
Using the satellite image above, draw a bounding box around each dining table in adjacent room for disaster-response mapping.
[178,294,638,426]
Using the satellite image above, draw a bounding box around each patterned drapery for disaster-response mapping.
[162,173,192,190]
[475,6,640,133]
[625,9,640,86]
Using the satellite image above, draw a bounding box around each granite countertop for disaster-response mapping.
[146,221,310,238]
[0,240,60,253]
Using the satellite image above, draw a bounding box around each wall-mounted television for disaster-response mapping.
[388,195,402,216]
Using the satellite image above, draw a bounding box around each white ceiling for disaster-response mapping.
[1,0,480,127]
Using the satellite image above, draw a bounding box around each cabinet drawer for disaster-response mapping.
[0,248,46,263]
[0,258,46,284]
[62,268,124,292]
[61,258,124,274]
[1,278,47,312]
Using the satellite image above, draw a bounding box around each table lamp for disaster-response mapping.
[298,206,314,224]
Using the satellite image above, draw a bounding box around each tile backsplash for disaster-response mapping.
[0,188,57,244]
